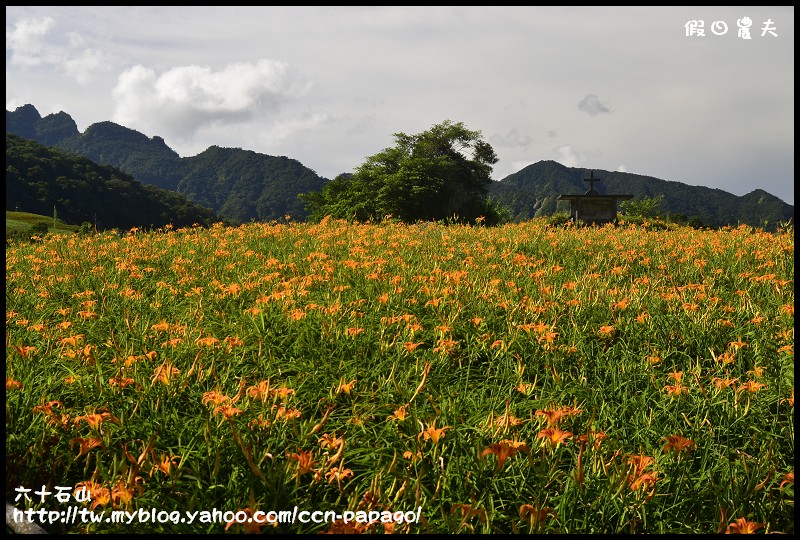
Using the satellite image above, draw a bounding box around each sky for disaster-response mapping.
[5,6,795,205]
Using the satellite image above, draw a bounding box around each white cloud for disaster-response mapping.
[489,128,533,149]
[554,145,587,168]
[617,165,627,172]
[6,16,58,67]
[578,94,611,116]
[111,60,315,144]
[6,16,112,84]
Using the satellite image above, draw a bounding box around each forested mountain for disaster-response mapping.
[6,104,328,222]
[178,146,330,223]
[7,104,793,229]
[487,160,794,229]
[6,134,217,231]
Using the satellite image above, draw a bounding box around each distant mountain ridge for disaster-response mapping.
[7,104,794,229]
[486,160,793,229]
[6,104,328,223]
[6,133,217,231]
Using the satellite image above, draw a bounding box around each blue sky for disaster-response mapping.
[6,6,794,204]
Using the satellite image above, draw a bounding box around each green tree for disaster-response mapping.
[301,120,505,225]
[29,221,49,238]
[619,194,665,219]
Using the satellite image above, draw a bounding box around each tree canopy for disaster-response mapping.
[301,120,506,225]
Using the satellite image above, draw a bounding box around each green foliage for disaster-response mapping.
[619,194,665,219]
[29,221,49,237]
[78,221,95,235]
[5,134,218,231]
[302,120,506,225]
[546,211,573,227]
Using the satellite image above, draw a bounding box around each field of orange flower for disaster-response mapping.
[5,218,794,533]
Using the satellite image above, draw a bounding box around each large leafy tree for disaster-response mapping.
[302,120,505,224]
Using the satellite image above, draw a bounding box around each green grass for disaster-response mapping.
[5,218,794,534]
[6,211,79,234]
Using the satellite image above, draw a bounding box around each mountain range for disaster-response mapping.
[6,104,794,229]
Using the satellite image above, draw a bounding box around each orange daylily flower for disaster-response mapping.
[224,336,244,349]
[728,340,748,351]
[747,365,765,378]
[537,331,559,345]
[537,427,572,448]
[782,389,794,408]
[738,380,766,393]
[627,453,654,477]
[714,351,736,365]
[663,384,689,396]
[629,471,658,492]
[325,466,353,487]
[108,374,135,388]
[598,325,615,336]
[287,449,317,476]
[662,435,696,454]
[418,419,449,445]
[74,480,111,511]
[712,377,738,390]
[196,336,220,347]
[779,472,794,490]
[225,507,265,534]
[6,377,24,390]
[70,437,105,457]
[247,414,271,430]
[519,502,554,529]
[403,341,424,352]
[490,412,524,430]
[433,337,458,354]
[246,381,270,401]
[613,298,630,311]
[60,334,85,347]
[151,453,180,476]
[272,385,296,401]
[481,439,530,471]
[272,405,302,421]
[150,321,171,332]
[33,399,63,417]
[151,361,180,386]
[213,403,244,419]
[13,345,37,358]
[319,433,344,451]
[726,517,764,534]
[203,390,230,406]
[668,370,683,383]
[559,405,584,418]
[111,480,141,508]
[591,431,608,449]
[336,378,357,395]
[516,382,532,395]
[535,408,565,426]
[388,405,408,422]
[74,412,119,434]
[450,503,487,525]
